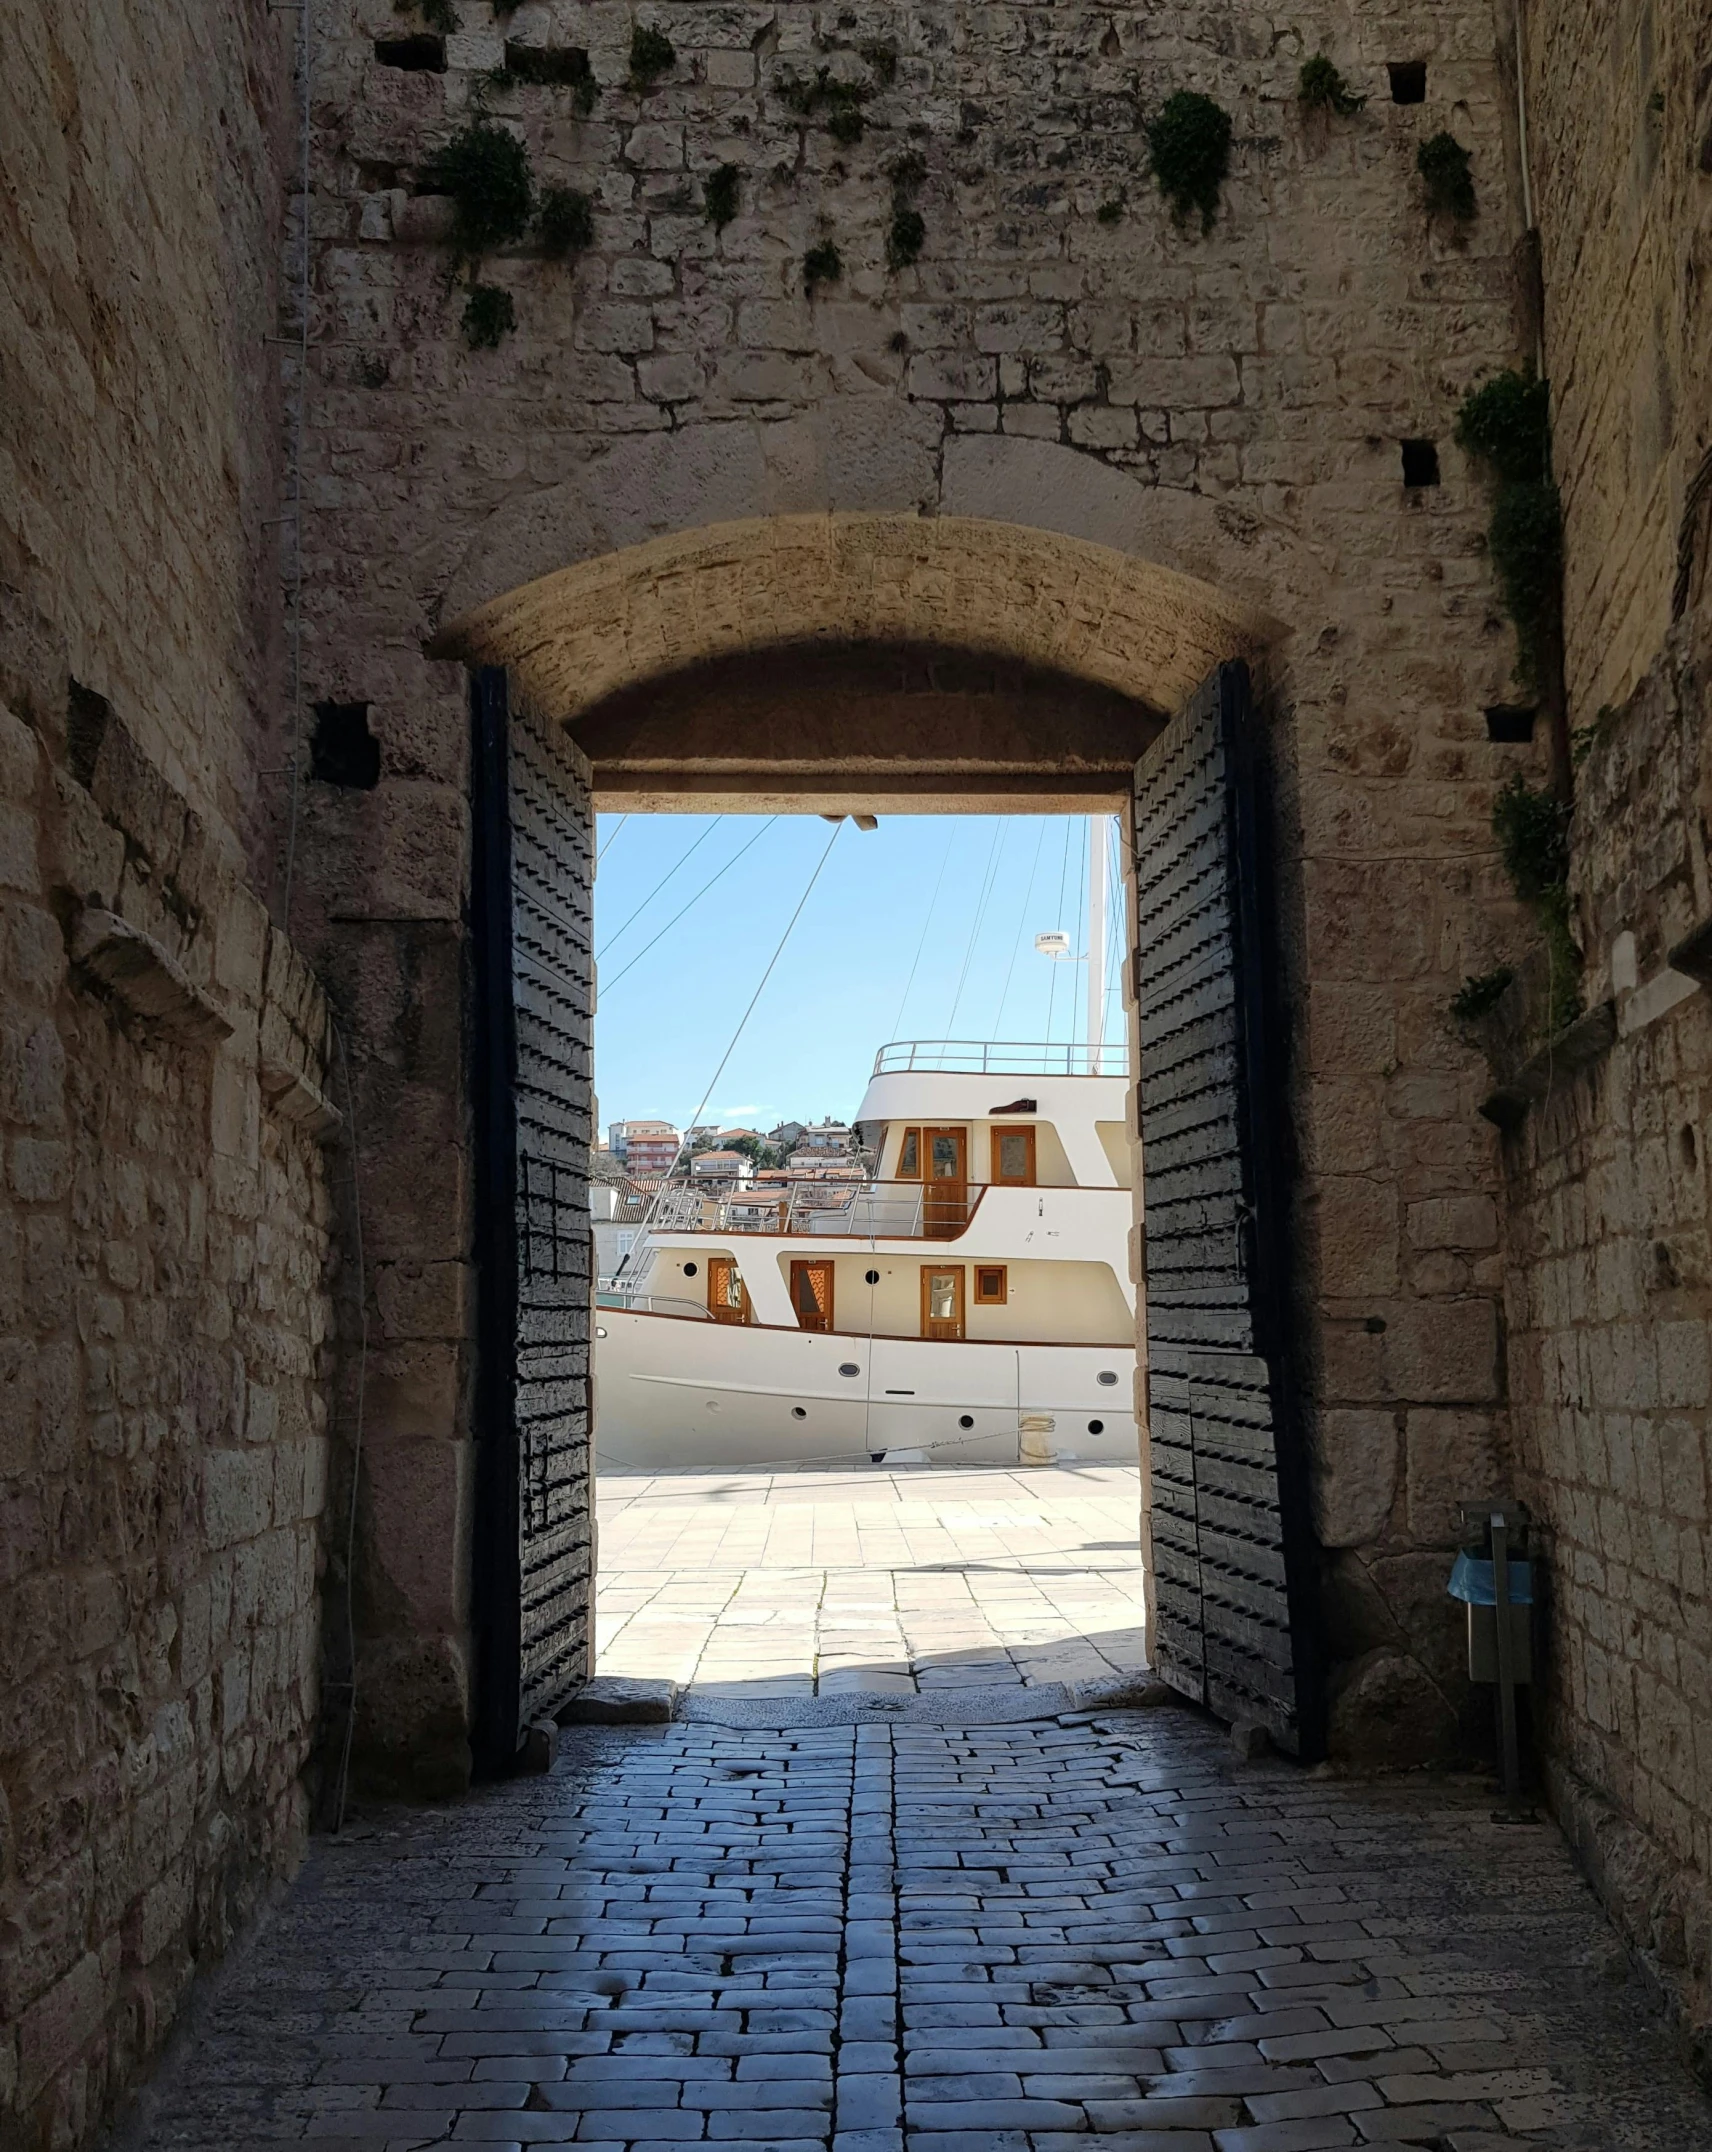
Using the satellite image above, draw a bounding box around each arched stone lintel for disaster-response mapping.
[432,511,1284,732]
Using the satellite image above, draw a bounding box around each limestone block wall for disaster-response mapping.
[293,0,1543,1775]
[1500,0,1712,2063]
[1,4,333,2147]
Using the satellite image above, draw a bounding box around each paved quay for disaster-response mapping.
[593,1466,1150,1699]
[119,1707,1711,2151]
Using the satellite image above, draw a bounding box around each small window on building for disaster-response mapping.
[374,35,446,70]
[1388,62,1427,103]
[1485,704,1537,742]
[897,1128,921,1177]
[1401,439,1440,488]
[974,1265,1008,1305]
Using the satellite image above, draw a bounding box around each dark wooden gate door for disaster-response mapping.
[470,665,596,1771]
[1132,661,1321,1756]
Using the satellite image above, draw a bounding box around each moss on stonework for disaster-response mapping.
[1299,54,1365,116]
[1456,371,1561,691]
[804,240,842,293]
[1147,91,1232,232]
[704,164,741,230]
[462,284,516,348]
[1417,131,1476,222]
[423,120,534,263]
[628,24,675,89]
[1491,774,1580,1031]
[536,186,594,257]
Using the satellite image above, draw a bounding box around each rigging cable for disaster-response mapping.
[993,818,1051,1036]
[596,813,630,866]
[600,819,779,995]
[1043,816,1074,1044]
[641,818,845,1226]
[596,816,724,958]
[946,817,1009,1034]
[886,823,957,1040]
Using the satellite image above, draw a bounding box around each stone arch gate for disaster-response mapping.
[435,510,1324,1770]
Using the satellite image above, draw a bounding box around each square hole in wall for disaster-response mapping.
[1485,705,1538,743]
[1401,439,1441,487]
[310,700,381,788]
[374,35,446,71]
[1388,62,1428,103]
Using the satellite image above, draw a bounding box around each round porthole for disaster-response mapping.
[838,1363,860,1378]
[958,1414,975,1429]
[683,1261,698,1277]
[865,1268,880,1285]
[792,1406,807,1419]
[1088,1418,1105,1434]
[1097,1370,1118,1386]
[596,1326,607,1339]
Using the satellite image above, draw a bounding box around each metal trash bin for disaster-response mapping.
[1448,1548,1534,1682]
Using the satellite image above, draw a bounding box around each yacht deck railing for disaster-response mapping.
[870,1039,1129,1077]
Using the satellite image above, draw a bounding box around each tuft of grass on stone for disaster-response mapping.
[1448,967,1514,1023]
[505,44,598,113]
[628,23,675,89]
[1096,196,1124,224]
[1456,370,1560,688]
[1147,90,1232,232]
[1298,54,1365,116]
[1417,131,1476,221]
[804,239,843,293]
[704,163,741,230]
[398,0,460,34]
[886,207,925,268]
[462,283,516,348]
[536,185,594,256]
[422,119,534,263]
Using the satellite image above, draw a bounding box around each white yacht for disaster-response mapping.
[593,1038,1138,1470]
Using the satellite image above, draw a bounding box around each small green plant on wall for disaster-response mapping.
[425,119,534,264]
[704,164,741,230]
[1147,91,1232,232]
[804,240,843,293]
[1417,132,1476,222]
[778,65,874,145]
[886,151,926,270]
[628,23,675,90]
[1455,370,1561,690]
[462,285,516,349]
[1299,54,1364,116]
[1448,966,1514,1023]
[1492,772,1580,1030]
[537,185,594,257]
[397,0,459,34]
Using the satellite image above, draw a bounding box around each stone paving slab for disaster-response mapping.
[593,1465,1149,1698]
[113,1712,1710,2152]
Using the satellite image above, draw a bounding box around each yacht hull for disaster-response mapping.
[593,1309,1139,1471]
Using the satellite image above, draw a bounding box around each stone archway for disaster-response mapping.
[429,511,1313,1770]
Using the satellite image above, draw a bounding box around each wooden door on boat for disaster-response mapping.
[1132,660,1320,1758]
[921,1127,968,1237]
[990,1124,1036,1186]
[920,1264,965,1340]
[706,1256,750,1326]
[790,1258,834,1332]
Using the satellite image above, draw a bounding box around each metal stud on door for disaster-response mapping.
[1132,662,1321,1756]
[470,666,596,1771]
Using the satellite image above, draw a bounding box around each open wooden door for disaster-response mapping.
[1132,661,1321,1757]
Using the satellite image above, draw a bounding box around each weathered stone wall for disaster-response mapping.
[1,6,333,2147]
[1490,0,1712,2064]
[294,0,1544,1777]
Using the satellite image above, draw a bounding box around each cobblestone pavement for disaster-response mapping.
[594,1466,1149,1698]
[121,1708,1711,2152]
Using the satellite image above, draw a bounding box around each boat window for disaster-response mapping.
[929,1132,961,1179]
[898,1128,920,1177]
[920,1264,965,1339]
[990,1126,1036,1186]
[790,1258,834,1333]
[707,1256,750,1325]
[974,1265,1007,1305]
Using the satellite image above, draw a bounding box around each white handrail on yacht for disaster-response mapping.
[644,1177,931,1238]
[871,1038,1130,1077]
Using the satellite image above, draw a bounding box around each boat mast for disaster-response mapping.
[1086,813,1106,1074]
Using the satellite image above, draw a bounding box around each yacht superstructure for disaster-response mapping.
[594,1038,1139,1469]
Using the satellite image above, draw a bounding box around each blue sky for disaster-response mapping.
[593,812,1125,1137]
